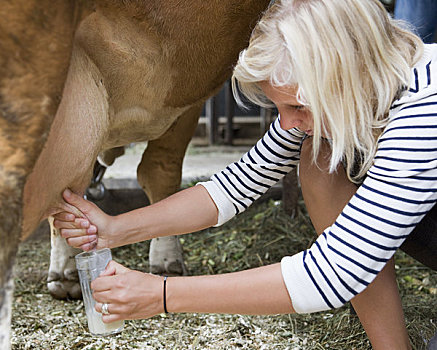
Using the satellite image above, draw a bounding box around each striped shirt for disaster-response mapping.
[199,44,437,313]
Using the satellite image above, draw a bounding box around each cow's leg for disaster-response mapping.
[47,217,82,299]
[137,103,203,275]
[0,0,82,344]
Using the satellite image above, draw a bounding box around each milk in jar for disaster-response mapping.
[75,248,124,336]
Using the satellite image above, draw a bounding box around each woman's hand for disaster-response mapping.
[53,189,114,250]
[92,261,164,323]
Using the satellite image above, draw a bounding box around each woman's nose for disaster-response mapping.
[279,114,302,130]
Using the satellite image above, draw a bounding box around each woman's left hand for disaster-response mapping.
[91,260,164,323]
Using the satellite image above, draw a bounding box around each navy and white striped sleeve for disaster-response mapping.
[198,117,305,225]
[281,94,437,313]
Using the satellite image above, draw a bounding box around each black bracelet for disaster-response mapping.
[163,276,169,314]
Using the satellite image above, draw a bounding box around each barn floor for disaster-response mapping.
[11,142,437,349]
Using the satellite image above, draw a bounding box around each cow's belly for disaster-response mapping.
[102,104,189,150]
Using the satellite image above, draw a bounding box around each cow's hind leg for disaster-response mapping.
[137,103,203,276]
[47,217,82,299]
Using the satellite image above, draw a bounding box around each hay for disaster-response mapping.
[11,199,437,349]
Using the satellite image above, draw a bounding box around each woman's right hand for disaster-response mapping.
[53,189,113,251]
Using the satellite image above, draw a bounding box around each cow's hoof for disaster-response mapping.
[47,269,81,299]
[48,280,82,299]
[64,267,79,282]
[47,229,82,299]
[150,258,186,276]
[149,236,187,276]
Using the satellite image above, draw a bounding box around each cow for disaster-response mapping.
[0,0,271,348]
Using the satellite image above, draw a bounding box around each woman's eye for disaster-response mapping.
[288,105,305,111]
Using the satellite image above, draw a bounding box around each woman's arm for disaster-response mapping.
[167,263,295,315]
[203,118,304,225]
[91,260,295,323]
[110,184,218,247]
[54,185,218,250]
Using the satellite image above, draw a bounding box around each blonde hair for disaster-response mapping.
[232,0,424,182]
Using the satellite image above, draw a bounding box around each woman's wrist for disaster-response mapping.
[105,214,128,248]
[108,209,155,248]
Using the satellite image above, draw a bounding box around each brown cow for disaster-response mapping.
[0,1,271,348]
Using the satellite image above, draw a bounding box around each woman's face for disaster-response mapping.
[260,82,315,135]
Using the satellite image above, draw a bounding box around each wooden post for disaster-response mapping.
[224,80,234,145]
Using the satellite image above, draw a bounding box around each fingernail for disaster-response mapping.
[64,188,72,197]
[88,235,97,241]
[80,220,89,228]
[87,226,97,234]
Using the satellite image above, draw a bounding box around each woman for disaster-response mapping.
[54,0,437,348]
